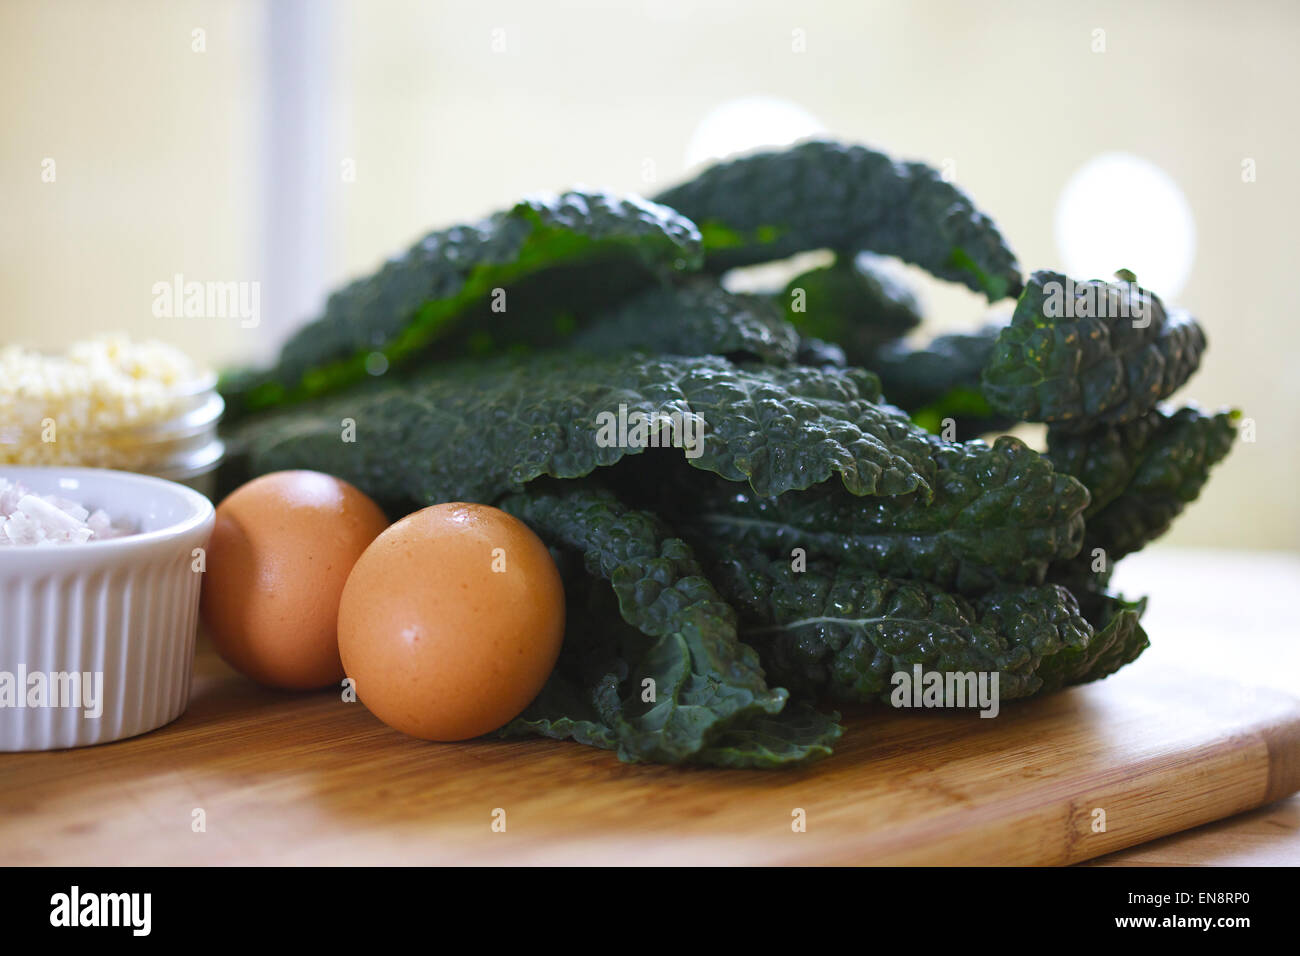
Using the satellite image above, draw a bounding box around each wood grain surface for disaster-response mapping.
[0,642,1295,866]
[2,548,1298,866]
[1085,794,1300,866]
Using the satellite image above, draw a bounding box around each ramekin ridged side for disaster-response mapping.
[0,468,214,751]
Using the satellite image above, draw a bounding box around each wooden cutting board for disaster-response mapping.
[2,634,1298,866]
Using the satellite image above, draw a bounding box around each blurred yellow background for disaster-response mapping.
[2,0,1296,549]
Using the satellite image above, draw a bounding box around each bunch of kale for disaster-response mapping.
[220,141,1237,767]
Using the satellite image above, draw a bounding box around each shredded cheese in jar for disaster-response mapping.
[0,334,214,467]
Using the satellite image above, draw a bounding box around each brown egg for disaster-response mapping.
[201,470,389,690]
[338,502,565,741]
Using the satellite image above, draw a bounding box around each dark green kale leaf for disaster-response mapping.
[1046,405,1238,560]
[233,352,943,510]
[221,190,703,419]
[794,337,847,368]
[697,543,1092,705]
[570,280,799,364]
[981,271,1206,431]
[1045,552,1116,609]
[654,140,1022,300]
[498,486,841,767]
[866,323,1015,438]
[1034,593,1149,692]
[780,252,923,363]
[666,435,1088,593]
[869,323,1000,410]
[689,705,845,768]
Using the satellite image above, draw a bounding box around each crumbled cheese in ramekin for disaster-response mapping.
[0,334,211,466]
[0,478,133,546]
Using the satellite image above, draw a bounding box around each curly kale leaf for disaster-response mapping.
[981,271,1206,430]
[794,337,848,368]
[867,322,1015,438]
[689,705,844,768]
[698,544,1092,705]
[1035,593,1149,692]
[1045,552,1116,609]
[1047,405,1238,560]
[666,436,1087,593]
[654,140,1022,299]
[221,190,703,419]
[570,280,799,364]
[498,486,841,767]
[870,323,999,409]
[781,253,923,363]
[233,353,943,509]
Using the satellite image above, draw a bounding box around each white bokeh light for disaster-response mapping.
[1054,152,1196,298]
[683,97,825,169]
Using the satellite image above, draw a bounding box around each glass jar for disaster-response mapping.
[0,372,224,498]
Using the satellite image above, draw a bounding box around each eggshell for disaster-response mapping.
[201,470,389,690]
[338,502,565,741]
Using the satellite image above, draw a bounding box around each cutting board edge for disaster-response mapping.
[794,701,1300,866]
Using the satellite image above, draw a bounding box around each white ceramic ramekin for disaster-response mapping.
[0,467,214,750]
